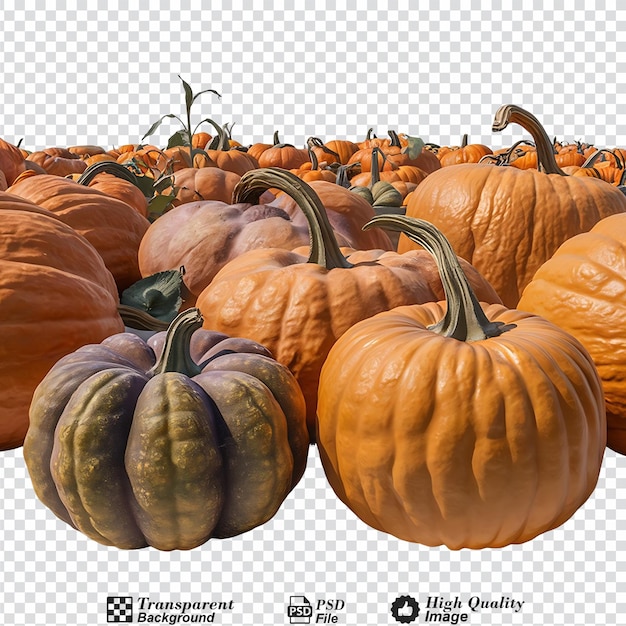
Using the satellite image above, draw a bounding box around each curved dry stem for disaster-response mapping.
[233,168,352,269]
[363,215,515,341]
[492,105,566,175]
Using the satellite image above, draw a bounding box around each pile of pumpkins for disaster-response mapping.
[2,93,626,551]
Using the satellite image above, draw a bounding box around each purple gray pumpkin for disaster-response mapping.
[23,308,309,550]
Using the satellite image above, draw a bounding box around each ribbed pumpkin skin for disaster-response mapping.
[0,193,124,450]
[24,322,308,550]
[196,247,501,439]
[138,187,392,302]
[399,163,626,307]
[7,174,151,292]
[518,213,626,455]
[316,303,606,549]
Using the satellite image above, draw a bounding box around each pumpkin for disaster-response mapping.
[438,134,493,166]
[137,169,393,304]
[399,105,626,307]
[27,147,88,177]
[167,166,242,206]
[289,149,337,183]
[306,136,360,166]
[196,169,501,440]
[203,124,260,176]
[7,172,151,293]
[257,135,309,170]
[23,308,308,550]
[0,138,26,185]
[0,191,124,450]
[76,161,149,218]
[316,214,606,549]
[518,212,626,455]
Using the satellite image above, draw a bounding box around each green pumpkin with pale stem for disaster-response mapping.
[23,308,309,551]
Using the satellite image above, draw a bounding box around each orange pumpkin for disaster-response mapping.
[438,134,493,166]
[518,212,626,455]
[317,214,606,549]
[27,147,88,177]
[0,191,124,450]
[399,105,626,307]
[7,173,151,292]
[0,138,26,185]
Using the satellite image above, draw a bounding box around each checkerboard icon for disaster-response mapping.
[107,597,133,623]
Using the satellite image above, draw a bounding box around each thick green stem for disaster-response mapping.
[492,105,566,175]
[148,308,204,376]
[363,215,515,341]
[232,168,352,269]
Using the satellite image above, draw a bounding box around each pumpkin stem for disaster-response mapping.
[363,215,516,341]
[77,161,140,187]
[148,308,204,377]
[461,133,469,148]
[232,168,353,269]
[307,137,341,162]
[582,148,623,170]
[492,104,566,175]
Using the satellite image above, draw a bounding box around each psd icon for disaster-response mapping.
[391,595,420,624]
[107,596,133,623]
[287,595,313,624]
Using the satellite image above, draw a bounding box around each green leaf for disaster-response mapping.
[179,75,195,115]
[147,193,176,221]
[167,129,191,149]
[192,87,222,106]
[402,135,425,160]
[134,173,162,198]
[142,113,180,141]
[120,269,185,323]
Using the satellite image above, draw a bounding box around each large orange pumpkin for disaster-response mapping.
[317,214,606,549]
[518,212,626,455]
[7,172,151,292]
[398,105,626,307]
[0,191,124,450]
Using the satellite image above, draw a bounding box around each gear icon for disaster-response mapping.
[391,595,420,623]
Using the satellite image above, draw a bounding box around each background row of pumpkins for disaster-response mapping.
[2,86,626,550]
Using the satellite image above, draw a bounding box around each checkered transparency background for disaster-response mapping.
[2,1,626,625]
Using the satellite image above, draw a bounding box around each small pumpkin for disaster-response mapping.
[27,147,88,177]
[438,134,493,166]
[0,138,26,185]
[317,214,606,549]
[23,308,309,550]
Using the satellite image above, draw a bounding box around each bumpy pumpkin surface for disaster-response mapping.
[23,309,308,550]
[518,212,626,455]
[137,168,393,303]
[316,216,606,549]
[0,191,124,450]
[7,173,150,292]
